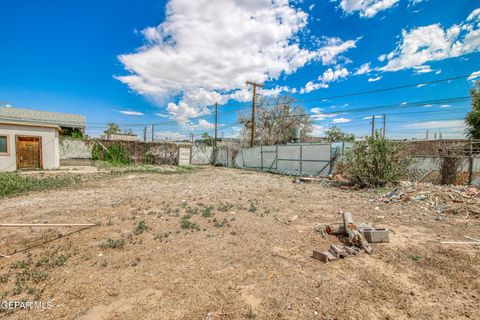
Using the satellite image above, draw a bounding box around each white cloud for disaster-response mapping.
[166,101,210,123]
[259,86,291,97]
[336,0,400,18]
[468,70,480,81]
[362,115,383,120]
[300,67,349,93]
[300,81,329,94]
[311,124,329,136]
[117,0,350,124]
[413,65,434,74]
[316,37,358,65]
[380,9,480,72]
[404,119,466,129]
[416,83,427,88]
[119,110,144,116]
[354,63,371,75]
[331,117,351,123]
[155,113,170,118]
[439,104,451,108]
[368,76,382,82]
[310,107,337,121]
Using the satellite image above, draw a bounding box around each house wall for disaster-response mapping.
[0,123,60,172]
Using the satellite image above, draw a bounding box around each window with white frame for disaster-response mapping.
[0,135,9,155]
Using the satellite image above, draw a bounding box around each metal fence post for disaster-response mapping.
[260,145,263,171]
[299,145,303,176]
[468,140,474,185]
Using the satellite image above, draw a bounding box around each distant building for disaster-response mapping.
[103,133,139,141]
[0,107,85,171]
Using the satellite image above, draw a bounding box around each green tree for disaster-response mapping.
[104,123,121,135]
[340,132,411,188]
[325,126,355,142]
[198,132,214,146]
[465,80,480,139]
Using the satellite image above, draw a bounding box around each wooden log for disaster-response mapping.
[342,212,372,254]
[325,223,373,235]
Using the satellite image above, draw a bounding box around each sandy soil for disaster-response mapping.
[0,167,479,320]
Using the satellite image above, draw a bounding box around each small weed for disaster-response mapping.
[134,221,148,235]
[186,207,198,215]
[213,218,230,228]
[230,231,237,236]
[0,274,9,283]
[54,255,69,266]
[248,202,257,213]
[180,214,200,230]
[218,202,233,212]
[411,255,423,262]
[100,239,126,249]
[201,205,214,218]
[11,259,31,269]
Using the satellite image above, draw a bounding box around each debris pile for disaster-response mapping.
[371,183,480,218]
[313,211,389,263]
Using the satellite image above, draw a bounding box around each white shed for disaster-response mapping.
[0,107,85,172]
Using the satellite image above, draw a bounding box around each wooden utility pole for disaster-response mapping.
[151,125,154,142]
[246,81,263,147]
[144,126,147,142]
[214,102,218,148]
[382,114,386,138]
[371,115,375,137]
[426,129,429,140]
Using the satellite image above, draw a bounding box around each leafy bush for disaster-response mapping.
[340,133,411,188]
[92,142,130,165]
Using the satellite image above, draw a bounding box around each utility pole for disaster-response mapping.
[426,129,429,140]
[143,126,147,142]
[382,114,386,138]
[371,115,375,137]
[245,81,263,147]
[151,125,154,142]
[214,102,218,148]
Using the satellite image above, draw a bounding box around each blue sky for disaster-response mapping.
[1,0,480,140]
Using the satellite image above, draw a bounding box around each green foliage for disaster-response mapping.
[325,126,355,142]
[0,174,75,198]
[92,143,130,165]
[180,214,200,230]
[341,132,411,188]
[465,80,480,139]
[197,132,214,146]
[134,221,148,235]
[100,239,126,249]
[104,122,121,135]
[201,205,214,218]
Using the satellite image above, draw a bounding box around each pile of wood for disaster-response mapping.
[313,212,373,263]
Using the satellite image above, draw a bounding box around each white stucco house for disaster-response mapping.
[0,107,85,172]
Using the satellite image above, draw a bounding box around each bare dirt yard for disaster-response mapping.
[0,167,479,319]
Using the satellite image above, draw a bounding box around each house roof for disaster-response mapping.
[0,107,85,129]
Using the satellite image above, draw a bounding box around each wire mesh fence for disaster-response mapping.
[403,140,480,186]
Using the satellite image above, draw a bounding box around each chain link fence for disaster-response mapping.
[404,140,480,186]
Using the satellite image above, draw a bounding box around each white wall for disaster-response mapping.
[0,123,60,172]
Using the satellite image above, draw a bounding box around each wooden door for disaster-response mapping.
[16,136,42,170]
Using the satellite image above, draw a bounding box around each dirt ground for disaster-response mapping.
[0,167,479,320]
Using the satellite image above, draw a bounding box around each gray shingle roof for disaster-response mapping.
[0,107,85,128]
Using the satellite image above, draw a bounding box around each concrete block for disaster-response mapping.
[363,228,389,243]
[313,250,337,263]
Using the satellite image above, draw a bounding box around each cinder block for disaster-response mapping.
[363,228,389,243]
[312,250,337,263]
